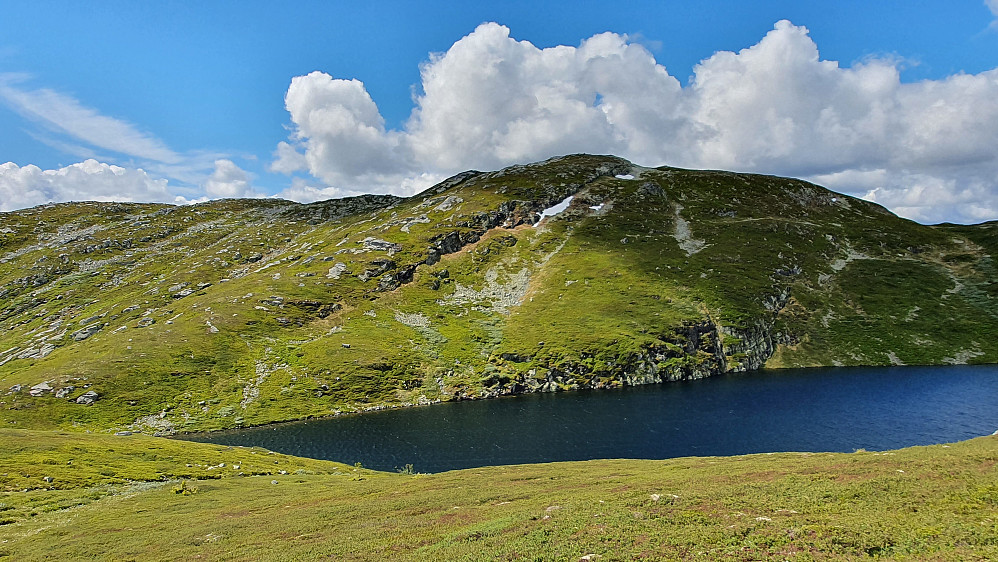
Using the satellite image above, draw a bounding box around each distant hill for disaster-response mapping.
[1,154,995,433]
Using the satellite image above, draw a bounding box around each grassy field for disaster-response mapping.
[1,429,996,560]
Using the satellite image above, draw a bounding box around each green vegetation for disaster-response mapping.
[2,156,997,558]
[0,429,995,560]
[1,155,996,434]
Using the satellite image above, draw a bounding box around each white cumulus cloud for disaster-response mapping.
[203,159,260,198]
[0,160,172,211]
[274,21,998,223]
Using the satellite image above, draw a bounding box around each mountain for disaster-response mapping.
[1,154,996,433]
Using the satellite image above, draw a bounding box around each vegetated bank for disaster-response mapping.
[0,154,996,435]
[1,428,997,560]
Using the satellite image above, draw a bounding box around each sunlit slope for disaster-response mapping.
[1,429,996,560]
[1,154,995,432]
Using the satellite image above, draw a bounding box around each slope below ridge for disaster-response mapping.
[0,154,995,434]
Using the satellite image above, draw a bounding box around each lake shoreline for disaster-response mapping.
[177,364,998,472]
[166,360,997,439]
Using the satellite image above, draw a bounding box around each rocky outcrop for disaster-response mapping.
[72,323,103,341]
[76,390,99,405]
[476,320,729,399]
[719,287,795,371]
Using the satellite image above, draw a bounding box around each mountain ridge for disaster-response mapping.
[1,154,995,434]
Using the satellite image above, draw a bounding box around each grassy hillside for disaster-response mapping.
[1,154,996,434]
[0,429,995,560]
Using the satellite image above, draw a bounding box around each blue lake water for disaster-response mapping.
[181,365,998,473]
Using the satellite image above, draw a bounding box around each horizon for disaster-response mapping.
[2,1,997,224]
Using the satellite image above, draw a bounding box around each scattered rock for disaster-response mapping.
[55,386,75,398]
[29,382,53,397]
[395,311,430,328]
[261,296,285,307]
[327,262,348,279]
[400,214,430,232]
[76,390,99,405]
[72,323,103,341]
[362,237,402,255]
[114,430,133,436]
[358,259,396,282]
[137,317,155,327]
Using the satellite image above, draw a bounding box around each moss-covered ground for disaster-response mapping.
[1,429,996,560]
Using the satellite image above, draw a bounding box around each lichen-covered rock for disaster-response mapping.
[327,262,348,279]
[29,382,53,397]
[72,324,102,341]
[76,390,99,405]
[362,237,403,255]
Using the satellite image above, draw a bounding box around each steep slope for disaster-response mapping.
[1,155,995,433]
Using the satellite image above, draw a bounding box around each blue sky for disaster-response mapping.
[1,1,997,222]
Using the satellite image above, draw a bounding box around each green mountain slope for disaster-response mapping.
[1,154,995,433]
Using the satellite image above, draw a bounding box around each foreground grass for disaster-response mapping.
[1,430,996,560]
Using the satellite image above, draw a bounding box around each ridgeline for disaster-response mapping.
[1,154,996,434]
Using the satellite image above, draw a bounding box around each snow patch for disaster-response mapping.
[534,195,574,226]
[615,174,635,180]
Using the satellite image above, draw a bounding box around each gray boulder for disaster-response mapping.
[362,237,402,255]
[29,382,53,397]
[72,323,102,341]
[76,390,99,405]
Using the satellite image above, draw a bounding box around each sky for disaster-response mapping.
[1,1,997,224]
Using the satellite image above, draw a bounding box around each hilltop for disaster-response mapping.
[1,154,996,433]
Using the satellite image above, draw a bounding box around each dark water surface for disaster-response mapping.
[182,365,998,472]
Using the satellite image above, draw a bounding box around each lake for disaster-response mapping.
[181,365,998,473]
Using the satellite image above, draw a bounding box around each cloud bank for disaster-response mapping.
[0,74,257,209]
[0,160,173,212]
[275,21,998,223]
